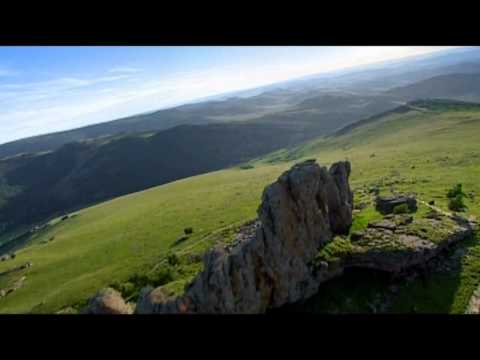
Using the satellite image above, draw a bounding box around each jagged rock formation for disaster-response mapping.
[136,159,353,313]
[84,159,474,315]
[134,160,476,314]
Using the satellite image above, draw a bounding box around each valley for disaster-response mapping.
[0,99,479,313]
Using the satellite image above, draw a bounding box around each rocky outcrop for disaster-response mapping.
[131,160,474,314]
[342,213,474,273]
[375,194,417,214]
[136,159,353,314]
[82,288,133,314]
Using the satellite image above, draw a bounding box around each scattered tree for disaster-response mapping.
[448,194,467,212]
[447,183,466,199]
[446,184,468,212]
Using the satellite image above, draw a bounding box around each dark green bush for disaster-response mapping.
[167,252,180,266]
[447,183,466,199]
[111,264,178,301]
[149,266,177,286]
[446,184,468,212]
[393,203,409,214]
[448,194,467,212]
[184,227,193,235]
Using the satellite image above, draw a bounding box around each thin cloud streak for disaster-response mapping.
[108,66,142,74]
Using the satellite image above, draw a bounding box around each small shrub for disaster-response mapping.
[128,273,151,289]
[447,183,466,199]
[167,252,180,266]
[446,184,468,212]
[184,227,193,235]
[113,265,178,300]
[117,282,135,299]
[448,194,467,212]
[239,164,254,170]
[149,266,177,286]
[393,203,409,214]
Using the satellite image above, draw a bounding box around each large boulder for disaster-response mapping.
[375,194,417,214]
[83,288,133,314]
[136,159,353,314]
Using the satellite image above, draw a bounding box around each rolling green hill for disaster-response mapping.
[1,100,479,314]
[0,121,323,237]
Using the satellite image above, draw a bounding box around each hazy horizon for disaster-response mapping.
[0,46,460,144]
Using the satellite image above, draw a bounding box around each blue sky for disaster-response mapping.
[0,46,458,144]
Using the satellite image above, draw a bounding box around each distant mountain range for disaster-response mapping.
[1,47,480,160]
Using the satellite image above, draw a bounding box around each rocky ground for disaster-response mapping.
[340,212,474,273]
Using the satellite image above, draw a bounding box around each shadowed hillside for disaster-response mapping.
[0,121,320,233]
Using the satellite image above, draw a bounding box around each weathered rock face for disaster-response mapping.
[82,288,133,314]
[136,159,353,314]
[375,194,417,214]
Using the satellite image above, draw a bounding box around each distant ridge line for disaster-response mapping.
[333,98,480,137]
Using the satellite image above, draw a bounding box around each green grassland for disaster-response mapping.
[1,101,480,313]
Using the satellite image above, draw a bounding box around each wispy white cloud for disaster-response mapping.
[0,74,131,92]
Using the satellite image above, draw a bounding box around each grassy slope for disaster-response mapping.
[1,102,480,313]
[0,165,289,313]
